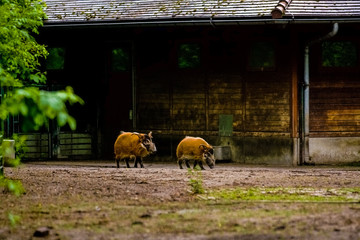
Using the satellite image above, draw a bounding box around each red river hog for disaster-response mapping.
[176,136,215,170]
[114,131,156,168]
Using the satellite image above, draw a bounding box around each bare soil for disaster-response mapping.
[1,161,360,240]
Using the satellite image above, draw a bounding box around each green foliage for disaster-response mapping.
[11,134,27,160]
[178,43,200,69]
[46,47,65,70]
[0,0,84,132]
[0,0,84,225]
[0,86,83,131]
[111,47,130,72]
[0,175,24,196]
[0,0,48,86]
[8,212,21,227]
[322,41,357,67]
[187,167,205,194]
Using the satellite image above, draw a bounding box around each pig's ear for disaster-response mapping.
[199,144,208,153]
[148,131,153,138]
[208,147,214,154]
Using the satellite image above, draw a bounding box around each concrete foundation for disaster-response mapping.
[310,137,360,165]
[154,135,295,166]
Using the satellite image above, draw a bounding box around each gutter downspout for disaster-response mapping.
[302,23,339,164]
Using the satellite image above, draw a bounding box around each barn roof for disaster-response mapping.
[43,0,360,26]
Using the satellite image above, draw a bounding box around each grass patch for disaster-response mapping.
[187,167,205,194]
[2,194,360,239]
[202,187,360,203]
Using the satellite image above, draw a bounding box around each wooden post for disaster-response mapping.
[291,29,300,165]
[291,55,299,138]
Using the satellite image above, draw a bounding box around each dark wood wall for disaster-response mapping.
[39,23,360,160]
[311,73,360,136]
[136,24,360,139]
[136,26,292,136]
[309,24,360,137]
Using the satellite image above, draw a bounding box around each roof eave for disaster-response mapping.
[41,17,360,29]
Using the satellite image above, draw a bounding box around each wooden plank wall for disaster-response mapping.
[172,74,206,130]
[305,25,360,137]
[245,76,290,133]
[136,27,292,136]
[137,72,291,135]
[208,74,243,132]
[137,76,171,129]
[311,76,360,137]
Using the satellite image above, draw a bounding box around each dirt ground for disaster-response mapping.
[1,161,360,240]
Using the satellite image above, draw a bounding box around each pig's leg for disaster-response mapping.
[134,157,138,168]
[125,158,131,168]
[198,161,205,170]
[178,159,183,169]
[185,159,191,169]
[139,157,145,168]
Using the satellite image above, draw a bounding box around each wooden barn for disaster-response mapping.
[18,0,360,165]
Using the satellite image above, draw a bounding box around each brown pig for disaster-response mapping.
[114,131,156,168]
[176,136,215,170]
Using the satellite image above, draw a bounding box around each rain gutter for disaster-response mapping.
[302,22,339,165]
[41,18,360,29]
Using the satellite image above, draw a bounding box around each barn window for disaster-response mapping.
[248,42,275,71]
[322,41,357,67]
[46,47,65,70]
[178,43,201,69]
[111,47,130,72]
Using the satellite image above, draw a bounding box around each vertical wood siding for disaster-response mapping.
[137,77,171,129]
[306,24,360,137]
[208,75,244,131]
[172,74,207,130]
[137,71,291,135]
[136,29,292,136]
[245,77,291,132]
[311,77,360,136]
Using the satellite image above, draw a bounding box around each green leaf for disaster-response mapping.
[8,213,21,227]
[67,115,77,130]
[57,111,68,126]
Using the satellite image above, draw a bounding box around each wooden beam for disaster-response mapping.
[291,32,299,138]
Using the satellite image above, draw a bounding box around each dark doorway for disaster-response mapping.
[103,43,133,159]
